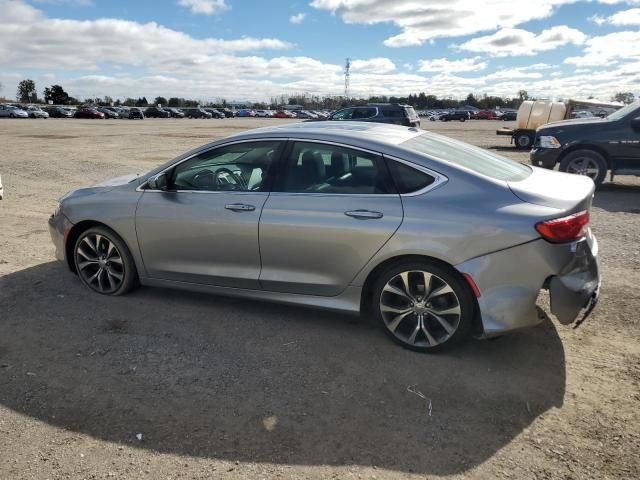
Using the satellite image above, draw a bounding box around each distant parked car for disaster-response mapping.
[204,108,225,119]
[440,110,470,122]
[219,108,234,118]
[145,106,171,118]
[98,107,120,119]
[326,103,420,128]
[499,111,517,121]
[25,105,49,118]
[238,109,257,117]
[185,108,212,119]
[128,107,144,120]
[255,109,272,118]
[472,110,498,120]
[166,107,185,118]
[44,106,73,118]
[272,110,292,119]
[0,105,28,118]
[74,107,105,119]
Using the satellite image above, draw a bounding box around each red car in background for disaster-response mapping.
[472,110,498,120]
[74,107,105,119]
[272,111,292,118]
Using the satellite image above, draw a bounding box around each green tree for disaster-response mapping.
[154,96,168,106]
[43,84,70,105]
[17,79,37,103]
[518,90,529,102]
[168,97,183,107]
[613,92,635,104]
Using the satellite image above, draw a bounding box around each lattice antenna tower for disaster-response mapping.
[344,58,351,100]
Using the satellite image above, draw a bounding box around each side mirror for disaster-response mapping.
[146,172,168,191]
[631,117,640,133]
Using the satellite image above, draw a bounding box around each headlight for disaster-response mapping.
[539,135,562,149]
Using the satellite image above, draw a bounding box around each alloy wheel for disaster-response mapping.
[565,157,600,179]
[379,270,462,348]
[76,233,125,293]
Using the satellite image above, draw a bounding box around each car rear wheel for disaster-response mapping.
[372,261,474,352]
[559,149,607,185]
[74,226,138,296]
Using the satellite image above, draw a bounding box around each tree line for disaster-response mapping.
[12,78,638,110]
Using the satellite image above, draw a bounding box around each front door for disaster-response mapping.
[259,141,403,296]
[135,140,283,288]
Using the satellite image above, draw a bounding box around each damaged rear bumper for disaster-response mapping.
[456,232,600,337]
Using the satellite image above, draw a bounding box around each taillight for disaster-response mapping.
[535,210,589,243]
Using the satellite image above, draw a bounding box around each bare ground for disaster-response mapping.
[0,118,639,480]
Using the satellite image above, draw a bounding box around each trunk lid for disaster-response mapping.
[508,166,595,212]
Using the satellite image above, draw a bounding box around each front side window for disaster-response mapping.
[330,108,354,120]
[278,142,394,194]
[169,141,281,192]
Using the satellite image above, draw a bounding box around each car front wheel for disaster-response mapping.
[559,149,607,185]
[372,261,474,352]
[74,226,138,295]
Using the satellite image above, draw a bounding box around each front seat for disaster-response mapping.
[292,151,326,190]
[327,151,349,178]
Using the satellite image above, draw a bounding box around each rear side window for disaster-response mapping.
[402,133,531,181]
[278,142,395,194]
[404,107,418,119]
[352,107,377,119]
[381,107,404,118]
[387,160,435,194]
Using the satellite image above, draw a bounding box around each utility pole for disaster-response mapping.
[344,58,351,101]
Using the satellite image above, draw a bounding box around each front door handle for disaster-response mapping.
[344,209,384,220]
[225,203,256,212]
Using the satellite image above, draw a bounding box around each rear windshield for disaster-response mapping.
[401,133,531,181]
[404,107,418,119]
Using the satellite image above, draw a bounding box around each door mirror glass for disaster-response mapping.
[631,116,640,132]
[147,172,168,191]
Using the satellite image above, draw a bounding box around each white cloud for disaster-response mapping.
[177,0,229,15]
[418,57,487,73]
[591,8,640,25]
[290,12,307,23]
[456,26,587,57]
[350,58,396,73]
[310,0,585,47]
[564,30,640,65]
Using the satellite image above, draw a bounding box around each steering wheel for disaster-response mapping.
[214,168,246,190]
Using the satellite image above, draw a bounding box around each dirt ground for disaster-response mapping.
[0,117,639,480]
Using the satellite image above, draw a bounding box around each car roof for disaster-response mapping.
[228,121,422,147]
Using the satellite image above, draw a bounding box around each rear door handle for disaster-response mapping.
[225,203,256,212]
[344,209,384,220]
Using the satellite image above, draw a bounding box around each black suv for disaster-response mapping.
[531,100,640,185]
[326,103,420,128]
[166,107,185,118]
[145,106,171,118]
[440,110,471,122]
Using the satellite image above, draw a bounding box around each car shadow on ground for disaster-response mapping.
[594,182,640,214]
[0,262,566,475]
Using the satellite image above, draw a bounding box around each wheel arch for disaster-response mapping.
[64,220,125,273]
[558,144,611,169]
[359,254,483,336]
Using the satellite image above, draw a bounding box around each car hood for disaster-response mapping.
[538,116,604,133]
[508,166,594,212]
[60,174,141,202]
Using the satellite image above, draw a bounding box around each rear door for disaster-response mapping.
[259,140,403,296]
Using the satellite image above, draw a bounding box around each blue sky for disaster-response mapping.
[1,0,639,102]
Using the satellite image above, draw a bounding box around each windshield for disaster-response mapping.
[607,100,640,121]
[402,133,531,181]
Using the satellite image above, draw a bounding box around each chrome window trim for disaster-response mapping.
[383,154,449,197]
[136,137,287,193]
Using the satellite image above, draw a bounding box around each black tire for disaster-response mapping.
[514,131,534,150]
[371,260,475,352]
[559,149,607,186]
[74,226,138,296]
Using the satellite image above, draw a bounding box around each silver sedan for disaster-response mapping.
[49,122,600,351]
